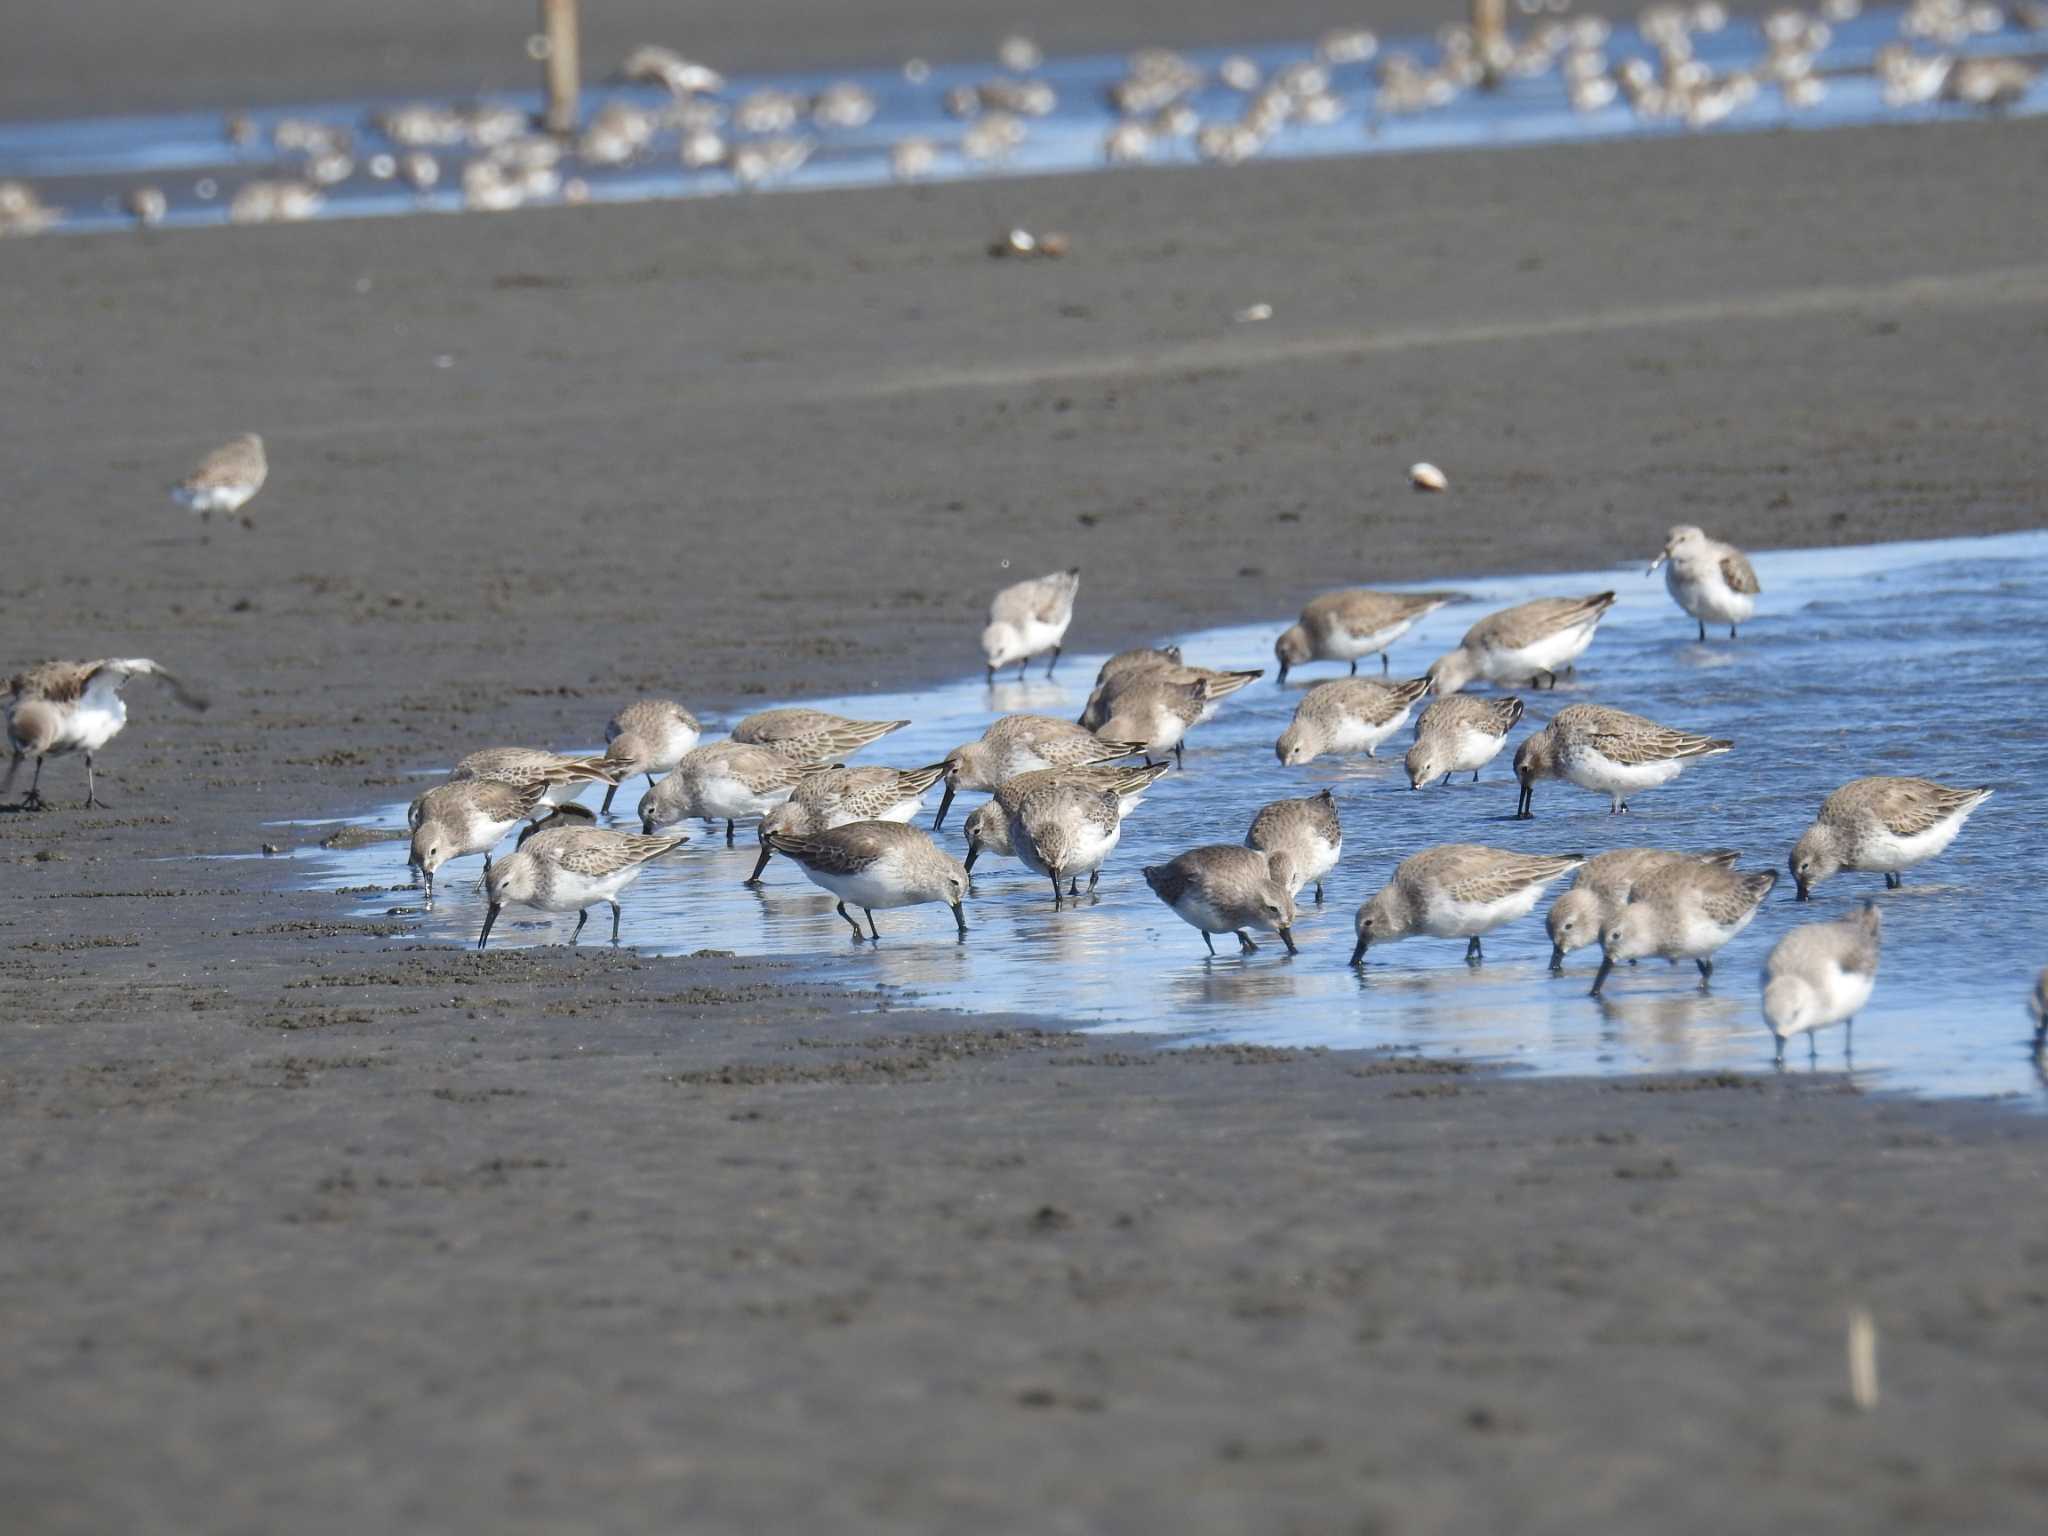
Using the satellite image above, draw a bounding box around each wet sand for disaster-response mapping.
[4,103,2048,1530]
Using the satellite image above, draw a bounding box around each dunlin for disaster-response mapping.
[1592,861,1779,994]
[1512,703,1733,817]
[1095,670,1261,768]
[935,715,1145,827]
[1245,789,1342,904]
[730,709,910,765]
[170,434,267,523]
[1276,677,1430,766]
[1789,777,1993,900]
[750,763,947,882]
[763,821,970,941]
[1546,847,1740,968]
[1143,846,1299,956]
[1425,592,1615,694]
[982,567,1081,681]
[1080,655,1257,732]
[409,777,547,902]
[1761,903,1882,1062]
[1404,694,1524,788]
[599,698,701,813]
[1274,590,1452,683]
[961,762,1169,870]
[446,747,619,814]
[638,741,809,842]
[2030,967,2047,1054]
[1008,780,1124,905]
[1351,846,1584,966]
[477,812,686,949]
[1077,645,1182,728]
[1648,525,1761,641]
[4,658,207,809]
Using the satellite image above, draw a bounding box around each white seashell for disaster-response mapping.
[1409,462,1449,493]
[1235,303,1273,323]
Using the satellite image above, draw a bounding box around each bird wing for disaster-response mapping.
[765,821,903,874]
[1439,850,1584,904]
[1719,550,1761,595]
[545,830,685,876]
[1870,779,1990,838]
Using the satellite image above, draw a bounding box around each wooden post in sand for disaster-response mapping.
[541,0,582,135]
[1473,0,1508,88]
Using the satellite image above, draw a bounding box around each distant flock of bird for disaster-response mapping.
[6,480,2035,1063]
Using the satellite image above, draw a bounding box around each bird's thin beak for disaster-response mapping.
[933,781,956,830]
[1796,881,1811,902]
[952,901,968,938]
[477,903,501,950]
[1276,661,1289,686]
[1516,781,1534,819]
[1348,933,1368,967]
[1647,552,1668,574]
[1590,956,1615,996]
[641,817,655,836]
[745,842,773,885]
[963,840,980,873]
[1549,945,1566,972]
[1278,925,1298,956]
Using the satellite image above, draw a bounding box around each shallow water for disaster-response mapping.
[296,531,2048,1104]
[6,9,2045,236]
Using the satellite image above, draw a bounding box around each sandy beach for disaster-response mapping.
[4,40,2048,1530]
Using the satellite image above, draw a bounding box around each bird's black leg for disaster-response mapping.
[1017,657,1028,681]
[1236,930,1259,955]
[985,664,995,685]
[609,901,623,944]
[1471,771,1480,784]
[1440,772,1452,788]
[570,909,589,946]
[601,782,618,816]
[1050,873,1064,910]
[1203,931,1216,957]
[836,900,865,940]
[1045,646,1061,679]
[1844,1018,1854,1061]
[1313,881,1324,905]
[1380,653,1389,676]
[1068,876,1080,896]
[1885,872,1901,889]
[1349,660,1358,676]
[1466,936,1483,965]
[83,753,103,809]
[725,819,736,847]
[1808,1033,1818,1066]
[1696,956,1713,986]
[1697,620,1707,643]
[1729,625,1738,640]
[864,909,881,942]
[1590,956,1614,995]
[1172,742,1184,770]
[24,756,44,810]
[1088,868,1101,892]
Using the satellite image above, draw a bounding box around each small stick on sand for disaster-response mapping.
[1846,1307,1879,1411]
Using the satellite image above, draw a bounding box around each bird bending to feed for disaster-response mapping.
[1405,695,1524,788]
[1078,652,1257,732]
[763,821,970,941]
[639,741,810,842]
[935,714,1145,828]
[1352,845,1584,966]
[1788,776,1993,900]
[1592,862,1779,995]
[444,747,620,817]
[1009,779,1124,906]
[962,761,1169,871]
[1275,676,1430,765]
[1143,846,1299,956]
[600,698,701,814]
[4,658,208,809]
[1546,847,1740,969]
[1761,903,1882,1062]
[1273,589,1453,684]
[409,778,548,902]
[1425,592,1615,694]
[982,566,1080,682]
[1094,669,1261,768]
[749,763,947,882]
[170,433,268,523]
[1649,524,1760,641]
[729,708,909,765]
[1245,789,1341,904]
[1512,703,1733,817]
[477,809,686,949]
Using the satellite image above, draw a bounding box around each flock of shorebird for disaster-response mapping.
[4,487,2033,1064]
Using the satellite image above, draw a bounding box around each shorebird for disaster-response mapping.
[763,821,970,941]
[477,809,686,948]
[1246,789,1342,904]
[1648,525,1760,641]
[730,709,909,765]
[1143,846,1299,956]
[1276,677,1430,766]
[409,778,547,903]
[1512,703,1732,817]
[444,747,619,816]
[1592,861,1779,994]
[2030,968,2047,1055]
[961,761,1169,871]
[749,763,947,882]
[1008,779,1124,905]
[4,658,207,809]
[1547,848,1740,968]
[170,433,268,523]
[1761,903,1882,1062]
[599,698,701,814]
[1425,592,1615,694]
[935,715,1144,827]
[1789,776,1993,900]
[1079,653,1257,731]
[1351,846,1584,966]
[982,567,1080,681]
[1095,670,1261,767]
[1404,695,1524,788]
[1273,589,1452,683]
[639,741,809,842]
